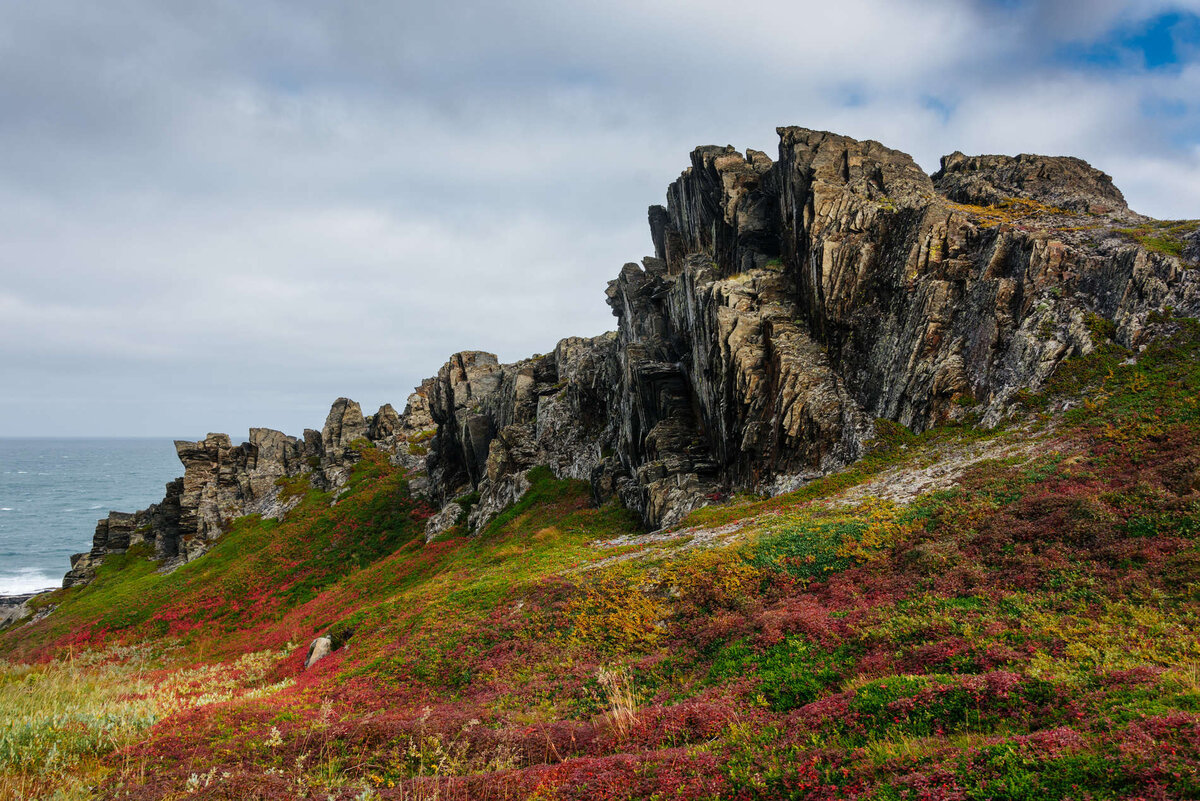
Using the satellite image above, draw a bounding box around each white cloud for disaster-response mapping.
[1104,146,1200,218]
[0,0,1197,436]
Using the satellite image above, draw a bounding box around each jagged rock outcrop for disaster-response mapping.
[64,125,1200,577]
[367,403,401,441]
[933,151,1129,214]
[321,398,368,461]
[605,252,869,519]
[63,512,140,587]
[64,397,433,588]
[420,126,1199,529]
[318,399,369,487]
[1184,229,1200,264]
[422,337,622,535]
[423,501,463,542]
[0,591,54,630]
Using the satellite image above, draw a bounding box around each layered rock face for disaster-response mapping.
[420,127,1199,529]
[644,131,1198,430]
[934,151,1128,214]
[63,397,433,588]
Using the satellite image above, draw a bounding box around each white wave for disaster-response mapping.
[0,508,12,511]
[0,567,58,595]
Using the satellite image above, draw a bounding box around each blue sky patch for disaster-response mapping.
[921,95,956,124]
[1057,10,1200,71]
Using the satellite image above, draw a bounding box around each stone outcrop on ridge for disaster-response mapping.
[62,125,1200,588]
[419,127,1199,530]
[63,397,435,588]
[423,338,621,530]
[932,151,1130,214]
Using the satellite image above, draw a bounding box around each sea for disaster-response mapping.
[0,439,183,595]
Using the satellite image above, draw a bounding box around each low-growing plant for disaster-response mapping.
[710,635,854,711]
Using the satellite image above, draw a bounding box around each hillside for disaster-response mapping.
[3,127,1200,800]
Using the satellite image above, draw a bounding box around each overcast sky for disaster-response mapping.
[2,0,1199,438]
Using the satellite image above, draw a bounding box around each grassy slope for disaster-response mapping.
[3,317,1200,800]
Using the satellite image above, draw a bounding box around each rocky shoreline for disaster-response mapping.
[0,590,55,630]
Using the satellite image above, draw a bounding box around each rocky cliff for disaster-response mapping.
[420,127,1199,530]
[63,394,435,587]
[64,126,1200,587]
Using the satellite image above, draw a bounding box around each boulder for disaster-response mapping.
[304,636,333,669]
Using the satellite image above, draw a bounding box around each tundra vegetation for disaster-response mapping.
[2,313,1200,800]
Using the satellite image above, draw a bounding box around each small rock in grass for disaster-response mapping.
[305,636,333,669]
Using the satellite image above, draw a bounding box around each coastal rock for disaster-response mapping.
[63,512,140,586]
[426,352,505,495]
[367,403,402,440]
[320,398,369,486]
[174,434,262,560]
[932,151,1129,214]
[400,383,437,436]
[418,127,1200,529]
[422,335,621,530]
[0,592,39,629]
[1184,229,1200,264]
[64,395,436,588]
[62,125,1200,587]
[323,397,369,454]
[468,471,531,532]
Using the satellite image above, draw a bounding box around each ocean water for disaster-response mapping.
[0,439,182,594]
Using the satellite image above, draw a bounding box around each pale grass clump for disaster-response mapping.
[356,709,520,795]
[0,649,159,800]
[597,665,638,738]
[151,645,294,714]
[0,643,293,801]
[862,729,991,766]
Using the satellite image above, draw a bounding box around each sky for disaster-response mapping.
[2,0,1199,438]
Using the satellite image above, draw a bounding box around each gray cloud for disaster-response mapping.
[2,0,1198,436]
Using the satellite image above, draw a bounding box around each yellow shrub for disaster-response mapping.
[660,548,759,608]
[835,499,914,564]
[566,571,664,652]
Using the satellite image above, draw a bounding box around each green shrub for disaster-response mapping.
[710,636,853,711]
